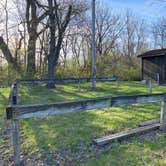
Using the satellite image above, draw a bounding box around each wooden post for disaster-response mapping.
[157,73,160,85]
[12,80,20,165]
[160,98,166,130]
[141,58,144,80]
[12,119,20,166]
[148,79,152,94]
[13,81,18,105]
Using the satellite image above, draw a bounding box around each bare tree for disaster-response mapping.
[46,0,87,88]
[25,0,48,77]
[95,4,123,56]
[152,16,166,48]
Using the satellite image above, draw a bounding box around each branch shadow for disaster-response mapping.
[20,102,162,165]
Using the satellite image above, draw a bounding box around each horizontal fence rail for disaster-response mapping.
[18,77,117,84]
[6,93,166,120]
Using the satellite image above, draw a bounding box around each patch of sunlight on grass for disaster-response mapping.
[0,88,10,133]
[20,102,160,153]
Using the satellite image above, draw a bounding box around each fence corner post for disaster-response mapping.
[160,98,166,130]
[12,80,20,165]
[12,118,20,166]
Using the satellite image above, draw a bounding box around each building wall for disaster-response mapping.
[142,55,166,84]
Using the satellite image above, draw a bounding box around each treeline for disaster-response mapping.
[0,0,165,84]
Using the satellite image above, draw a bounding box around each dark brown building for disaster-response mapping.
[138,48,166,85]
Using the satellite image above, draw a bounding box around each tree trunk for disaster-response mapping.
[46,0,56,88]
[26,0,37,78]
[26,35,37,77]
[46,2,72,88]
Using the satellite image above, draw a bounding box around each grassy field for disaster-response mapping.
[0,87,11,164]
[1,81,166,165]
[0,87,10,133]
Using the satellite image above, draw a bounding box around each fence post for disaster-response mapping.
[12,80,20,165]
[13,81,18,105]
[157,73,160,85]
[148,79,152,94]
[12,119,20,166]
[160,98,166,130]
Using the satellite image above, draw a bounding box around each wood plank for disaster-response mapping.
[138,118,160,127]
[94,123,160,146]
[19,77,117,84]
[6,93,166,120]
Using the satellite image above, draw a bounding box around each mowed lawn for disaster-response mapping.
[1,81,166,165]
[0,87,11,163]
[0,87,10,132]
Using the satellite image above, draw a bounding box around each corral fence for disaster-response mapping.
[5,78,166,166]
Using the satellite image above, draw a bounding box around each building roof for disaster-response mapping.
[137,48,166,58]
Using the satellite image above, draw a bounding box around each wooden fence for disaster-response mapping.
[18,77,117,84]
[5,79,166,166]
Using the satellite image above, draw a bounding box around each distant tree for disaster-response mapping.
[25,0,48,78]
[0,36,21,72]
[95,4,123,56]
[152,16,166,48]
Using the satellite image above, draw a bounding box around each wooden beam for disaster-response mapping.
[19,77,117,84]
[6,93,166,120]
[138,118,160,127]
[12,119,20,165]
[94,123,160,146]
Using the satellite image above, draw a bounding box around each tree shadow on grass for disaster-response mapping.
[19,84,94,105]
[19,102,162,165]
[18,83,155,106]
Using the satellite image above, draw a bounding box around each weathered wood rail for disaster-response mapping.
[5,79,166,166]
[19,77,117,84]
[6,93,166,120]
[94,123,161,145]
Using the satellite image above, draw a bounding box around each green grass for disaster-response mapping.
[83,134,166,166]
[0,87,10,134]
[17,81,166,165]
[19,81,166,105]
[1,81,166,165]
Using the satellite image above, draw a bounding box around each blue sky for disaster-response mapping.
[102,0,166,22]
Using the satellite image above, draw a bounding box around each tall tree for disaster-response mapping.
[152,16,166,48]
[26,0,48,77]
[46,0,86,88]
